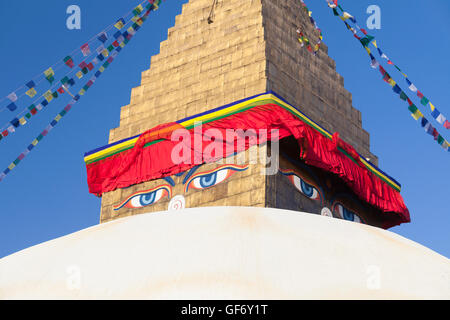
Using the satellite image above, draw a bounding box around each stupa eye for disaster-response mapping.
[185,164,248,192]
[114,185,171,210]
[333,203,364,224]
[280,169,321,202]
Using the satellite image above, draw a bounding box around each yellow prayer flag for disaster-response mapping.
[55,115,62,122]
[411,110,423,121]
[114,21,124,30]
[120,42,125,48]
[26,87,37,98]
[8,163,15,170]
[99,66,105,73]
[429,102,436,111]
[365,47,371,55]
[19,117,26,125]
[102,49,109,57]
[44,90,53,102]
[79,89,85,96]
[388,78,396,87]
[372,40,377,48]
[341,12,352,21]
[32,139,39,146]
[76,71,83,79]
[44,67,54,78]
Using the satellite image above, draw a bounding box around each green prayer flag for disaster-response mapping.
[420,97,429,106]
[25,113,31,119]
[108,45,114,52]
[37,134,44,141]
[60,110,67,117]
[360,36,375,47]
[437,135,444,145]
[52,91,58,98]
[400,91,408,101]
[408,104,418,114]
[28,104,36,111]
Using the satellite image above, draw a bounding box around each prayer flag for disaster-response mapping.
[420,96,429,106]
[81,43,91,56]
[97,32,108,43]
[7,92,17,102]
[44,90,53,102]
[26,87,37,97]
[64,56,75,68]
[114,18,125,30]
[44,67,55,83]
[11,118,20,128]
[399,91,408,101]
[7,102,17,111]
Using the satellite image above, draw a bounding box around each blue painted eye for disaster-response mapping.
[139,192,156,206]
[300,180,315,198]
[281,170,321,202]
[334,204,363,223]
[185,165,249,192]
[199,173,217,188]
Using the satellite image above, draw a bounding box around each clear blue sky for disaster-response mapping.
[0,0,449,259]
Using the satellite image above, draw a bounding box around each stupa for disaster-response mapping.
[1,0,448,299]
[84,0,409,229]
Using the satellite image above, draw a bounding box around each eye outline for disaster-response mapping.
[184,164,248,193]
[114,184,172,211]
[279,169,322,204]
[333,203,364,224]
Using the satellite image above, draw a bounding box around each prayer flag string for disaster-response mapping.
[0,0,157,143]
[0,1,163,182]
[296,0,323,55]
[325,0,449,152]
[0,0,155,114]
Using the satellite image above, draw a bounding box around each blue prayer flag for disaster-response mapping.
[7,102,17,111]
[26,80,35,88]
[11,118,20,128]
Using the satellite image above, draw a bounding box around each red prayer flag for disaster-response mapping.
[57,87,65,94]
[81,43,91,56]
[79,61,88,69]
[444,120,450,129]
[417,91,424,99]
[87,63,94,71]
[2,130,8,137]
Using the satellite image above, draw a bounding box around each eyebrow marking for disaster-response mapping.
[163,176,175,186]
[182,165,201,185]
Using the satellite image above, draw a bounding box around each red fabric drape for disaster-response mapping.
[86,104,409,228]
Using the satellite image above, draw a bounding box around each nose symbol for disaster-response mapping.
[321,207,333,218]
[168,195,185,211]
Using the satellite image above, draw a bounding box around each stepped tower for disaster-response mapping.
[88,0,408,229]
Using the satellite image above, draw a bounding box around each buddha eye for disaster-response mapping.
[334,203,363,223]
[114,185,171,210]
[185,164,248,192]
[280,170,321,202]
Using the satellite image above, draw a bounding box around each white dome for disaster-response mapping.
[0,206,449,299]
